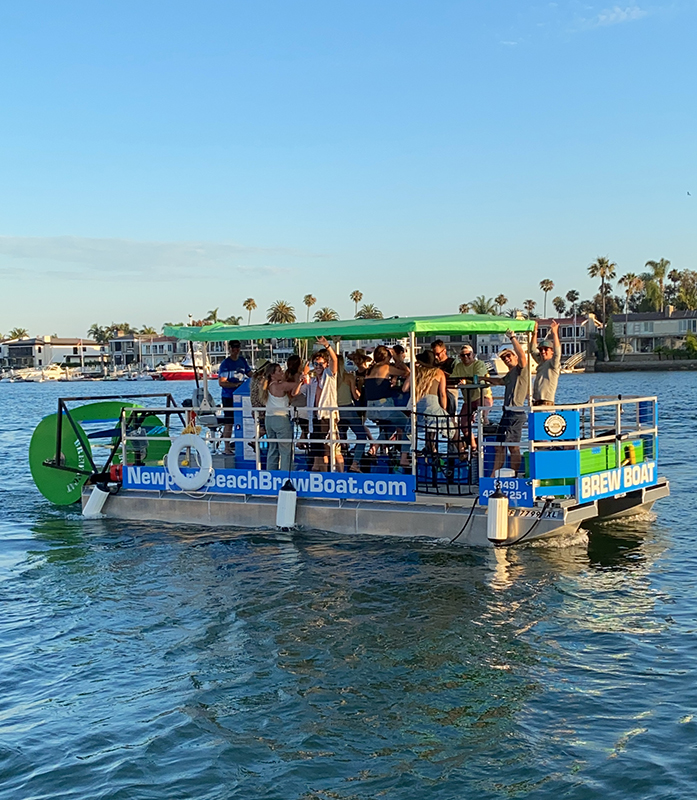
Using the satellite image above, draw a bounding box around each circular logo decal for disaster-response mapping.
[543,413,567,438]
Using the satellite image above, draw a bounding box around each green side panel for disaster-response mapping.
[579,445,617,475]
[29,413,93,506]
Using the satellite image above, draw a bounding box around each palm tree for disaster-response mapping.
[350,290,363,317]
[552,296,566,316]
[645,258,670,308]
[9,327,29,339]
[243,298,257,325]
[539,279,554,317]
[313,307,339,322]
[588,256,617,361]
[267,301,296,324]
[523,299,536,319]
[470,295,497,315]
[87,324,110,345]
[222,315,242,325]
[458,303,471,314]
[303,294,317,322]
[494,294,508,315]
[140,325,158,335]
[355,303,383,319]
[206,308,219,323]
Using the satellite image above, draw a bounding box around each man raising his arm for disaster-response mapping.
[482,330,530,477]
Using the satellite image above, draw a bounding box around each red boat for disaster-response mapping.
[159,361,218,381]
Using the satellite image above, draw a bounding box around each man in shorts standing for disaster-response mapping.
[482,330,529,476]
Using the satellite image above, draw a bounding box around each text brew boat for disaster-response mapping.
[29,314,669,546]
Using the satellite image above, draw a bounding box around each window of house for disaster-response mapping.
[643,321,654,333]
[73,347,78,355]
[114,342,122,351]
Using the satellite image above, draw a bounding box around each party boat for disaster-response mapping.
[29,315,669,547]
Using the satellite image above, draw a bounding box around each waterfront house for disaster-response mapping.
[612,307,697,353]
[1,337,106,369]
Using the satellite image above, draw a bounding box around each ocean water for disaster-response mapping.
[0,374,695,799]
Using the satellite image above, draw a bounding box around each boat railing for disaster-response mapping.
[476,395,658,504]
[115,394,659,504]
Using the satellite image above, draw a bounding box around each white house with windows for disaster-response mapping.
[612,308,697,353]
[1,337,106,368]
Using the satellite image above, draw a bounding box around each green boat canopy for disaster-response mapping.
[164,314,535,342]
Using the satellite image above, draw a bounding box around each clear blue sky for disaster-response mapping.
[1,0,695,335]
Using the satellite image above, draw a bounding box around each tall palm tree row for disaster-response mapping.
[539,279,554,317]
[494,294,508,315]
[303,294,317,322]
[350,290,363,317]
[588,256,617,361]
[243,298,257,325]
[266,301,297,324]
[552,296,566,316]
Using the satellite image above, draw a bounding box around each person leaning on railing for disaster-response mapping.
[481,330,529,477]
[532,319,562,406]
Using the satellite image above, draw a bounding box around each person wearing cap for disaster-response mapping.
[481,330,530,476]
[532,319,561,406]
[218,339,253,454]
[451,345,491,451]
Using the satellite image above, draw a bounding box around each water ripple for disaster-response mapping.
[1,375,696,798]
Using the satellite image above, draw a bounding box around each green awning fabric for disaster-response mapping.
[164,314,535,342]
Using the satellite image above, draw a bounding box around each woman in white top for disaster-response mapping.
[260,363,303,472]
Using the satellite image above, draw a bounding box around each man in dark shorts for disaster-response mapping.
[218,340,252,454]
[482,331,529,476]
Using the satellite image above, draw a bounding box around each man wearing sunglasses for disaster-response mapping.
[481,331,529,476]
[532,319,561,406]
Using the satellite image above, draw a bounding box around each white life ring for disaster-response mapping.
[166,434,213,491]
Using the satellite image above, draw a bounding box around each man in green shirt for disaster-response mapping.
[451,345,491,451]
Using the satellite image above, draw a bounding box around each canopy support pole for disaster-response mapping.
[409,331,417,478]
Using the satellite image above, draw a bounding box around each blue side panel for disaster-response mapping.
[529,449,580,480]
[528,410,581,441]
[479,477,534,508]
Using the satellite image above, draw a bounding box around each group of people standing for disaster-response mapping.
[215,321,562,477]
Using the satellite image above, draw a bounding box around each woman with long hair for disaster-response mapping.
[259,362,304,471]
[404,351,457,453]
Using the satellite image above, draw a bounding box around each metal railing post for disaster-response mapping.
[409,331,417,478]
